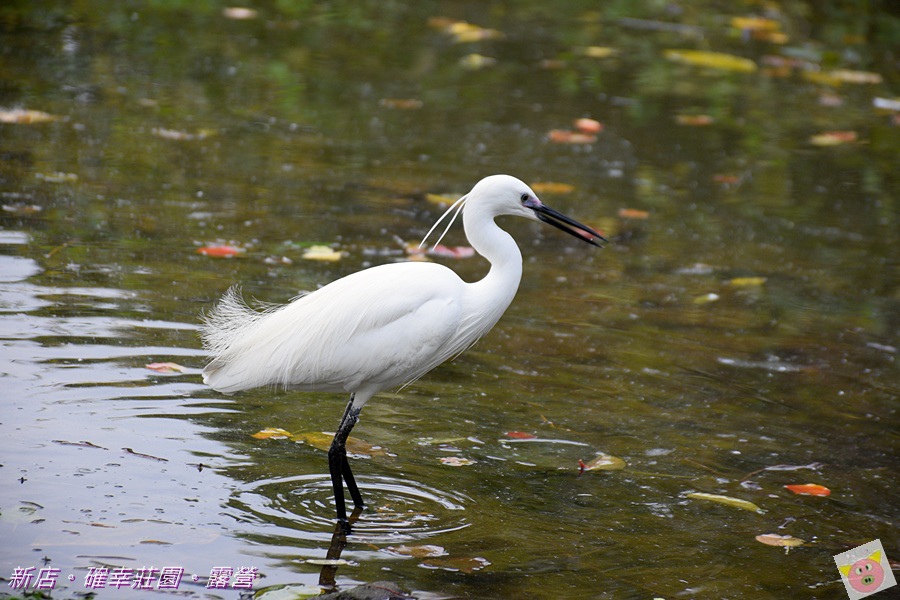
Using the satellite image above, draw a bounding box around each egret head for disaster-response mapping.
[420,174,607,250]
[470,174,607,247]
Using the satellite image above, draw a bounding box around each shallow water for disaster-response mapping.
[1,2,898,599]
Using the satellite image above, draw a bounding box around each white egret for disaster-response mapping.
[201,174,605,528]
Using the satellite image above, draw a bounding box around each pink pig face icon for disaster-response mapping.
[846,555,885,593]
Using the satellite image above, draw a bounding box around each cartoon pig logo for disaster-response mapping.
[840,551,886,593]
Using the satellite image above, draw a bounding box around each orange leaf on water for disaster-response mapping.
[505,431,537,439]
[617,208,650,220]
[675,114,715,126]
[574,118,603,134]
[785,483,831,496]
[548,129,597,144]
[197,245,243,258]
[530,182,575,195]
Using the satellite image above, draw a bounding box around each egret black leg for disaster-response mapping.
[328,395,364,527]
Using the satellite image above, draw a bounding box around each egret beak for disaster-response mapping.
[525,198,607,247]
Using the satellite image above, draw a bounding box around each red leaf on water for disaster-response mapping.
[505,431,537,439]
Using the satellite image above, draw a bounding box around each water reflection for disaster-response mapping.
[228,474,471,545]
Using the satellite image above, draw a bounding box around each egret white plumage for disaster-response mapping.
[201,174,605,528]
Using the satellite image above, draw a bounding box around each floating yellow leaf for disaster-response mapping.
[809,131,857,147]
[693,293,720,305]
[580,46,619,59]
[756,533,805,549]
[730,17,782,32]
[459,53,496,70]
[530,182,575,195]
[730,277,767,287]
[0,108,61,124]
[446,21,503,43]
[302,245,344,261]
[664,50,757,73]
[580,453,626,471]
[687,492,765,513]
[252,427,293,440]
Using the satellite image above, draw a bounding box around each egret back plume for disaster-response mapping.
[419,194,467,249]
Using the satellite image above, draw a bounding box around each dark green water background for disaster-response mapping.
[1,1,897,598]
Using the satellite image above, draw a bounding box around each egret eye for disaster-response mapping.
[520,193,530,203]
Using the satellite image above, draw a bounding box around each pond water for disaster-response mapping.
[1,2,898,599]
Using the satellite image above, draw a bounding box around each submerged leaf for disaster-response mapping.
[146,362,186,373]
[504,431,537,440]
[617,208,650,220]
[459,53,496,70]
[152,127,213,141]
[0,108,61,123]
[729,277,767,287]
[730,17,782,32]
[580,46,619,59]
[580,453,626,471]
[664,49,757,73]
[439,456,476,467]
[809,131,857,146]
[291,431,386,457]
[548,129,597,144]
[421,556,490,573]
[384,544,447,558]
[379,98,424,110]
[675,114,715,126]
[687,492,765,513]
[803,69,883,86]
[784,483,831,496]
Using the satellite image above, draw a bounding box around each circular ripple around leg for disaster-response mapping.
[230,474,472,544]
